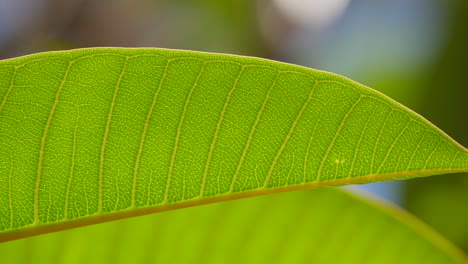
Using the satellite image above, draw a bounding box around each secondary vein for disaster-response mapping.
[35,61,73,224]
[131,60,169,208]
[263,79,318,188]
[229,72,279,193]
[200,66,244,197]
[98,58,129,213]
[164,62,206,203]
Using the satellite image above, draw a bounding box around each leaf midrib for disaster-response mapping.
[1,167,466,243]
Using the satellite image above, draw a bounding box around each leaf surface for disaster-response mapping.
[0,48,467,241]
[0,188,466,264]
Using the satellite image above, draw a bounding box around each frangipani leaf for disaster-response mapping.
[0,188,466,264]
[0,48,467,241]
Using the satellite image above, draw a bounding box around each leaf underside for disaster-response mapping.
[0,48,467,241]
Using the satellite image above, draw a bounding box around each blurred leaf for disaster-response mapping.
[0,188,465,263]
[0,48,467,242]
[405,1,468,251]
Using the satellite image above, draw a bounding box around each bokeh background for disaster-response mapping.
[0,0,466,251]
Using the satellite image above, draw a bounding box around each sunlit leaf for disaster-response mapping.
[0,48,466,241]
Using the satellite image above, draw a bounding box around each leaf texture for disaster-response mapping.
[0,48,467,240]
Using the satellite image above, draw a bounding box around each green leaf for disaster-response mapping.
[0,188,466,264]
[0,48,467,241]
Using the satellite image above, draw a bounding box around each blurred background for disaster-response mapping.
[0,0,466,251]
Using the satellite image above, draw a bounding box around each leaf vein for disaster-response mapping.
[64,115,80,219]
[316,96,362,182]
[347,111,374,178]
[228,72,280,192]
[405,129,427,171]
[98,58,129,213]
[0,67,17,114]
[34,61,73,224]
[376,119,412,174]
[200,66,244,197]
[370,109,393,173]
[303,111,324,183]
[131,59,170,208]
[164,62,206,203]
[263,78,318,188]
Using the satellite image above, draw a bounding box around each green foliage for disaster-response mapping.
[0,48,467,243]
[1,188,466,264]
